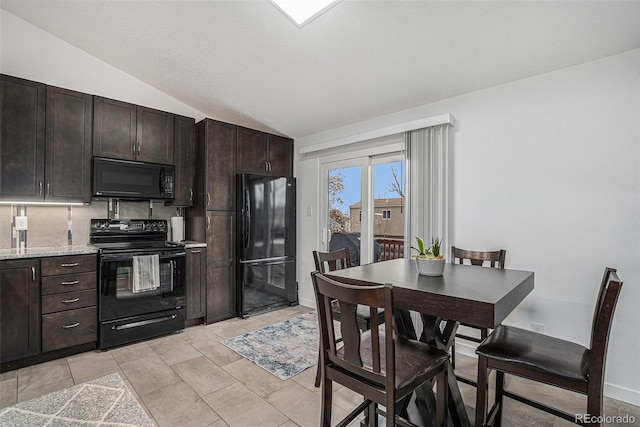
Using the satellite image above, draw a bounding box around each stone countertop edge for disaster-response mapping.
[179,241,207,249]
[0,245,99,260]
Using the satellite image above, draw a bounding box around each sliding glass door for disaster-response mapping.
[320,146,405,265]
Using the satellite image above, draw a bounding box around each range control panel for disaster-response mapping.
[90,219,168,234]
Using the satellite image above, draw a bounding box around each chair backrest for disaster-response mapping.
[313,248,352,273]
[311,272,394,390]
[376,238,404,261]
[451,246,506,269]
[588,267,623,395]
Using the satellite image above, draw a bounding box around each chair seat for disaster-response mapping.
[476,325,590,385]
[340,330,450,394]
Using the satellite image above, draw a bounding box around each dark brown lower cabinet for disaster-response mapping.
[41,254,97,353]
[186,247,207,320]
[0,259,41,363]
[42,307,97,353]
[206,211,235,323]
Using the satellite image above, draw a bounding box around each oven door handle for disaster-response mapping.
[100,252,186,262]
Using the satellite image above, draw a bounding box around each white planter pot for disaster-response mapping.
[415,258,445,276]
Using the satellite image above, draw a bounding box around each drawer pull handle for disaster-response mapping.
[62,280,80,286]
[62,322,80,329]
[61,263,79,267]
[191,250,202,254]
[62,298,80,304]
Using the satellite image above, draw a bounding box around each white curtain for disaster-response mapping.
[404,124,453,260]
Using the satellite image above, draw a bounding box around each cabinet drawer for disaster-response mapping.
[42,271,96,295]
[42,307,97,352]
[42,290,96,314]
[42,255,96,276]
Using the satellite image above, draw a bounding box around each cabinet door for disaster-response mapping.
[93,96,137,160]
[0,75,45,201]
[173,115,195,206]
[206,120,236,210]
[237,127,268,174]
[136,106,174,164]
[0,259,40,363]
[206,211,235,323]
[186,248,207,320]
[268,135,293,177]
[46,86,93,202]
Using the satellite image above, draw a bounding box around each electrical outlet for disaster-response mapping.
[531,322,544,333]
[15,216,28,231]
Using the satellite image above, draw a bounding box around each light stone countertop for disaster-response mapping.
[176,241,207,249]
[0,245,98,260]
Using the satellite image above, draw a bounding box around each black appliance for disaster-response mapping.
[93,157,175,200]
[237,174,297,317]
[91,219,186,349]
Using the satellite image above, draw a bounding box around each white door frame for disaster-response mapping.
[319,142,404,265]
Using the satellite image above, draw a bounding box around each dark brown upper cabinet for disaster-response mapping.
[237,127,292,177]
[268,135,294,177]
[171,115,195,206]
[0,76,92,203]
[93,96,137,161]
[136,106,174,164]
[0,75,46,201]
[205,120,237,210]
[93,97,174,164]
[46,86,93,203]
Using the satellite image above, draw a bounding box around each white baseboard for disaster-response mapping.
[298,297,316,309]
[453,341,640,406]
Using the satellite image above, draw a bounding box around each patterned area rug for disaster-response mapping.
[222,311,321,380]
[0,373,154,427]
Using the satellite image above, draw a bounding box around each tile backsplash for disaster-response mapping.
[0,201,180,249]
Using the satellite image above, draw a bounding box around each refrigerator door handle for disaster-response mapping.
[244,188,251,250]
[240,256,291,265]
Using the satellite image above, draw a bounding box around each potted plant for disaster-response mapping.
[411,237,445,276]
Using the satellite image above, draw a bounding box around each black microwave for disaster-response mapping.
[93,157,175,200]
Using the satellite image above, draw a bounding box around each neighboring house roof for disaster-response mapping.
[350,198,405,209]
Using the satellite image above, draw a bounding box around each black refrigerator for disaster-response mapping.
[236,173,297,317]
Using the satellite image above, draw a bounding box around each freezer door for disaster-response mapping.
[238,258,297,317]
[239,174,296,261]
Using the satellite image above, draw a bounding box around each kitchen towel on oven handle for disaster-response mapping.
[132,254,160,293]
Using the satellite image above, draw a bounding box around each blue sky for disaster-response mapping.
[330,161,404,214]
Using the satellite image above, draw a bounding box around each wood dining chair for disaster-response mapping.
[312,248,385,387]
[475,267,623,427]
[450,246,506,369]
[311,272,450,427]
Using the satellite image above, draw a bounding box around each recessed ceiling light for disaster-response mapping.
[270,0,341,28]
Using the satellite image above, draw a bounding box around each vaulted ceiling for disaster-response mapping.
[2,1,639,139]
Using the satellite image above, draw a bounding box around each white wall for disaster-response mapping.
[295,49,640,405]
[1,10,205,120]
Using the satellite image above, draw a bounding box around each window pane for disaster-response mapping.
[373,160,405,261]
[327,166,362,265]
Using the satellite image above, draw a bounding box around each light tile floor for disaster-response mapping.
[0,305,638,427]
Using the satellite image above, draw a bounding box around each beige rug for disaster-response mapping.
[0,373,154,426]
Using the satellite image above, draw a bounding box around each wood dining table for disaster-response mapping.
[325,258,534,427]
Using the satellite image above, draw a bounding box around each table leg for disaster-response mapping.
[396,309,471,427]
